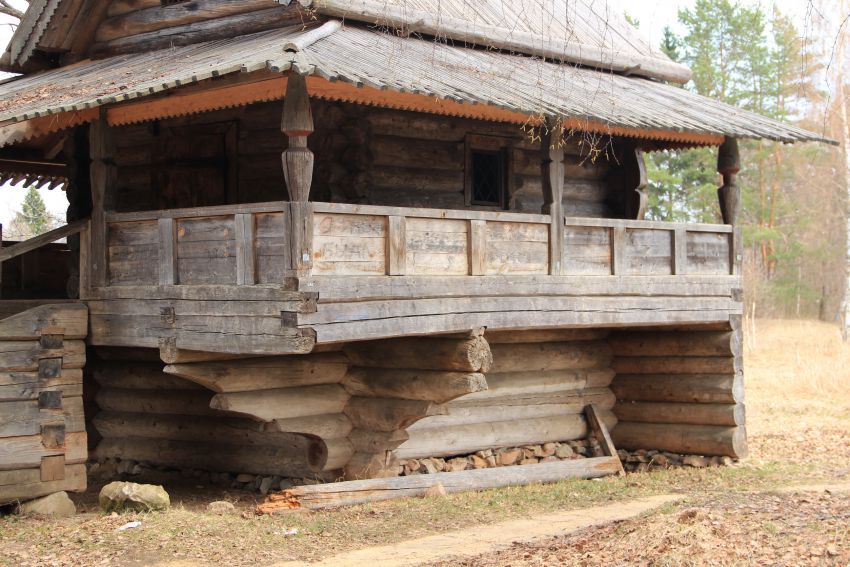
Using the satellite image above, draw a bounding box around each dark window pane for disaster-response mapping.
[471,150,503,205]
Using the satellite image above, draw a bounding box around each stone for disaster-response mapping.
[207,501,235,515]
[446,458,468,472]
[475,449,493,459]
[519,458,539,466]
[471,455,489,469]
[485,456,497,468]
[720,456,735,466]
[683,456,709,468]
[420,458,441,475]
[235,473,255,483]
[423,484,447,498]
[555,445,574,459]
[522,448,536,459]
[259,477,275,495]
[18,492,76,518]
[498,449,522,466]
[278,478,294,490]
[541,456,559,463]
[709,456,723,467]
[99,482,170,513]
[541,442,557,457]
[116,460,136,475]
[651,454,670,467]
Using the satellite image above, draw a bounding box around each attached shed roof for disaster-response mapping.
[0,22,832,147]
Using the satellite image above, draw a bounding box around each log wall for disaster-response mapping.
[110,101,618,216]
[394,329,618,462]
[90,352,324,479]
[0,303,88,505]
[608,318,748,458]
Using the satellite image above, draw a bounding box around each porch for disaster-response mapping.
[80,200,743,356]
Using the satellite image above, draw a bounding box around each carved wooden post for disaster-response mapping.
[717,138,741,225]
[282,73,314,277]
[625,148,648,220]
[541,119,565,275]
[89,114,116,288]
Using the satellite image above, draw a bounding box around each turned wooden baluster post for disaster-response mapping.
[541,119,565,275]
[717,137,741,225]
[282,73,315,277]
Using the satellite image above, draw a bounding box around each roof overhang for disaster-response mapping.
[0,22,834,152]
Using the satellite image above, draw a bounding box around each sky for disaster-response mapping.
[0,0,827,231]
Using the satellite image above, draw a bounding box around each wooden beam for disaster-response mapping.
[235,213,257,285]
[584,404,624,475]
[387,215,407,276]
[256,456,623,511]
[468,219,487,276]
[541,123,565,275]
[157,218,176,285]
[0,219,88,264]
[89,117,116,288]
[672,227,688,276]
[610,226,626,276]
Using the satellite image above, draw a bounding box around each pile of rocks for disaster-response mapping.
[88,459,313,495]
[397,438,606,476]
[617,449,737,472]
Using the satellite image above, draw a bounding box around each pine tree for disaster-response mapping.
[20,186,49,236]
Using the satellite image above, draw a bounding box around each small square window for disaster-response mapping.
[471,150,505,206]
[465,135,513,209]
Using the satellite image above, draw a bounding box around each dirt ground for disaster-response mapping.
[1,319,848,567]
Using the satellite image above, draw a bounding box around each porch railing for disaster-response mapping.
[95,201,739,288]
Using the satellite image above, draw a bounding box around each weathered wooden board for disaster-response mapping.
[0,431,87,470]
[0,397,85,437]
[0,304,88,340]
[0,464,87,504]
[686,231,732,275]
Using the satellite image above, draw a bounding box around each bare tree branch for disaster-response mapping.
[0,0,24,21]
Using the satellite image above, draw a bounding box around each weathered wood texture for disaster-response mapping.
[609,324,747,458]
[259,456,623,511]
[90,351,323,479]
[0,303,88,505]
[394,330,617,461]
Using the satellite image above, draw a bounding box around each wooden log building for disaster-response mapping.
[0,0,830,504]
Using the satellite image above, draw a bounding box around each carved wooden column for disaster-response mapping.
[89,114,116,289]
[541,120,565,275]
[282,73,314,277]
[717,138,741,225]
[624,148,648,220]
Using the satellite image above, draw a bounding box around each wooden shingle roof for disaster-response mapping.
[0,22,832,147]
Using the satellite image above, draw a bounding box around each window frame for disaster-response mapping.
[464,134,514,210]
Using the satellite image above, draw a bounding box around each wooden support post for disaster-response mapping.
[731,225,743,276]
[90,116,116,288]
[541,121,565,275]
[282,73,315,278]
[584,404,624,474]
[387,215,407,276]
[158,218,176,285]
[469,219,487,276]
[235,213,257,285]
[717,138,741,225]
[611,226,626,275]
[672,227,688,275]
[78,222,90,297]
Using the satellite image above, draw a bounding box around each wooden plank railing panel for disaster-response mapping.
[175,216,237,285]
[107,220,159,286]
[0,219,89,264]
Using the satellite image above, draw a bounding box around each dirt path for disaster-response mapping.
[271,495,682,567]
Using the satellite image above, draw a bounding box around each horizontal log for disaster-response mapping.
[271,413,353,439]
[92,411,311,449]
[343,368,487,404]
[0,397,85,437]
[394,414,590,460]
[210,385,350,421]
[93,361,203,390]
[96,388,216,416]
[0,369,83,401]
[344,336,493,372]
[0,303,88,340]
[456,369,613,402]
[0,340,85,371]
[348,429,410,453]
[488,341,612,373]
[165,353,349,393]
[0,464,87,505]
[308,438,355,473]
[96,0,274,42]
[611,374,743,404]
[93,437,318,478]
[259,457,622,511]
[412,393,616,430]
[609,331,733,357]
[611,422,748,458]
[612,357,734,375]
[484,328,610,343]
[0,431,87,470]
[613,402,745,427]
[344,397,445,432]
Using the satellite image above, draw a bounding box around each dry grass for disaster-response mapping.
[0,319,848,567]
